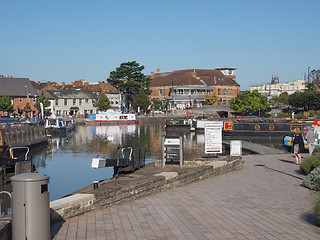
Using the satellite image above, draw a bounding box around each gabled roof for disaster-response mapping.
[150,69,239,87]
[0,77,38,96]
[44,89,98,99]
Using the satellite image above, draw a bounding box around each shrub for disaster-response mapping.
[313,194,320,224]
[313,158,320,168]
[301,156,318,174]
[302,167,320,191]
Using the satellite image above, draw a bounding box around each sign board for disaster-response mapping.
[164,136,181,163]
[314,120,320,126]
[230,140,242,156]
[204,123,222,154]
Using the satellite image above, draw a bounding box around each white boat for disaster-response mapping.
[85,110,139,124]
[45,116,75,135]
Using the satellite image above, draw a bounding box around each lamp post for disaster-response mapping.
[171,78,175,109]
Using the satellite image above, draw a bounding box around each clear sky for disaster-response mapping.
[1,0,319,90]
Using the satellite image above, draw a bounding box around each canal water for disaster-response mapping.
[0,121,287,217]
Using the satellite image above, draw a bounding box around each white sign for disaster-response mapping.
[230,140,242,156]
[164,138,180,145]
[205,123,222,154]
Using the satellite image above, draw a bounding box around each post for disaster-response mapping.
[179,136,183,168]
[162,136,166,167]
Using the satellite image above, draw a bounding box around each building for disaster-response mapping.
[44,89,98,116]
[150,68,240,109]
[250,79,307,97]
[0,75,38,118]
[36,79,124,109]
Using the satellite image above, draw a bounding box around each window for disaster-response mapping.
[224,89,226,95]
[64,99,67,105]
[159,89,163,97]
[19,97,23,103]
[223,100,227,105]
[32,97,36,103]
[79,99,82,105]
[86,99,89,103]
[231,88,232,93]
[218,89,221,95]
[55,99,59,106]
[73,99,76,105]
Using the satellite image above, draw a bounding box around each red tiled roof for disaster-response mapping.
[150,69,239,87]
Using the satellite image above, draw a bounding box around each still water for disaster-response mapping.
[0,121,286,216]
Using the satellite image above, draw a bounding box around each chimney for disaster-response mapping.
[156,68,160,73]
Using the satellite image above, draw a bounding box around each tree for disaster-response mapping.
[35,92,50,110]
[132,89,150,112]
[204,94,218,105]
[229,90,269,116]
[310,69,320,89]
[288,91,320,110]
[277,92,289,105]
[94,93,111,111]
[0,92,14,114]
[151,98,161,110]
[107,61,151,108]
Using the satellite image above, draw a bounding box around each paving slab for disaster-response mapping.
[53,153,320,239]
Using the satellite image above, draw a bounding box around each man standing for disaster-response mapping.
[305,126,315,155]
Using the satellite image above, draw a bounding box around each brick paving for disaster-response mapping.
[53,153,320,239]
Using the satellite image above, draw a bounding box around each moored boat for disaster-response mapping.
[85,110,139,124]
[45,116,75,135]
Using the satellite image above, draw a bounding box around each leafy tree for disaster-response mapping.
[132,89,150,112]
[94,93,111,111]
[277,92,289,105]
[289,91,320,110]
[0,92,14,113]
[204,94,218,105]
[229,90,269,116]
[35,92,50,110]
[151,98,161,110]
[107,61,151,108]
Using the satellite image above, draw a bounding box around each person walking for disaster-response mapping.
[293,128,304,165]
[305,126,315,155]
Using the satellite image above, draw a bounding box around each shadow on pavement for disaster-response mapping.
[300,212,320,227]
[254,164,304,180]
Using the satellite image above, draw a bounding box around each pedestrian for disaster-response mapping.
[292,128,304,165]
[305,126,315,155]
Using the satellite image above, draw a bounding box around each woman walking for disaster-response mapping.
[293,128,304,165]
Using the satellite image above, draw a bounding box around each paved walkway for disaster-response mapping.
[53,154,320,240]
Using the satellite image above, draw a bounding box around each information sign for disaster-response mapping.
[164,136,181,163]
[204,123,222,154]
[230,140,242,156]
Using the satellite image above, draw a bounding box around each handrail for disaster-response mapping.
[9,146,30,160]
[0,191,12,217]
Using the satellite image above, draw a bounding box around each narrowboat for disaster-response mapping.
[85,110,139,124]
[45,116,75,135]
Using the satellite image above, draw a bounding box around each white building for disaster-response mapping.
[44,89,98,116]
[250,80,307,97]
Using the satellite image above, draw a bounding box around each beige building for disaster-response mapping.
[250,80,307,97]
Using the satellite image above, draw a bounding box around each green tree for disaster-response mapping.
[0,92,14,113]
[151,98,161,110]
[230,90,269,116]
[289,91,320,110]
[94,93,111,111]
[204,94,218,105]
[35,92,50,110]
[107,61,151,108]
[132,89,150,112]
[310,69,320,89]
[277,92,289,105]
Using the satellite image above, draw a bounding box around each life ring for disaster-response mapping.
[254,124,260,130]
[269,125,275,130]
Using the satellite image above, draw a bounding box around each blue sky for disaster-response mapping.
[0,0,319,90]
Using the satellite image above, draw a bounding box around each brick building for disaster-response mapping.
[0,76,38,118]
[150,68,240,109]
